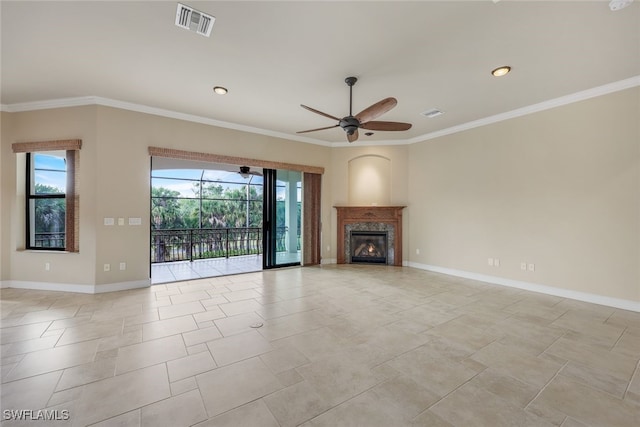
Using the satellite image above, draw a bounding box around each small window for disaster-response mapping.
[26,151,67,250]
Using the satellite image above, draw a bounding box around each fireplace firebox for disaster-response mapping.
[350,231,388,264]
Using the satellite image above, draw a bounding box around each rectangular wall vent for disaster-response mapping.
[421,108,444,118]
[175,3,215,37]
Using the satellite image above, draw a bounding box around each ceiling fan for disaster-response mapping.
[297,77,412,143]
[238,166,262,178]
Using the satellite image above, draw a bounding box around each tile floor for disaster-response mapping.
[1,265,639,426]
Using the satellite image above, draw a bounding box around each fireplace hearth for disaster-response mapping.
[350,231,388,264]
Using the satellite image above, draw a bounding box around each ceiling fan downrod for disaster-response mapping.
[344,77,359,136]
[345,76,357,117]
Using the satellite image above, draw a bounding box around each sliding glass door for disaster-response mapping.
[263,169,302,268]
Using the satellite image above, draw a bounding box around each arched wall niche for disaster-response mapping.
[348,154,391,206]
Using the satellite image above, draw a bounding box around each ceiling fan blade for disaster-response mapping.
[296,124,340,134]
[360,121,412,131]
[300,105,341,121]
[347,128,359,143]
[355,97,397,123]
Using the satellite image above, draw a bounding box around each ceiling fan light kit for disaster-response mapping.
[238,166,261,178]
[297,76,412,143]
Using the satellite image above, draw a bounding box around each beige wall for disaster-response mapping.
[0,113,9,280]
[1,107,99,287]
[408,87,640,302]
[348,154,392,206]
[1,106,332,290]
[94,107,331,286]
[330,145,409,261]
[1,87,638,304]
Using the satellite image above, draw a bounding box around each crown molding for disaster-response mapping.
[2,76,638,147]
[1,96,334,148]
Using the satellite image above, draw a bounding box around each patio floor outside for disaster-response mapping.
[151,252,301,284]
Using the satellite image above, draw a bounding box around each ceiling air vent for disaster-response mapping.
[421,108,444,118]
[175,3,215,37]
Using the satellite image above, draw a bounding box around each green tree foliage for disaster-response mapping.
[34,184,65,234]
[151,187,184,229]
[151,182,263,230]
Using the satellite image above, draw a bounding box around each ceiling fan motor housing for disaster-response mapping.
[340,116,360,135]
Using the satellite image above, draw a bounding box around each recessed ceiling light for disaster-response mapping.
[491,66,511,77]
[213,86,228,95]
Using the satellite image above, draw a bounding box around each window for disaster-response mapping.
[26,151,67,249]
[13,139,81,252]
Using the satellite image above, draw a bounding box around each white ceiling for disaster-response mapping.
[2,1,639,146]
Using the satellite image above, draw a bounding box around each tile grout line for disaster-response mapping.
[413,365,489,422]
[523,359,569,411]
[608,325,627,352]
[622,358,639,401]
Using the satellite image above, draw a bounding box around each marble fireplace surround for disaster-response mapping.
[335,206,405,266]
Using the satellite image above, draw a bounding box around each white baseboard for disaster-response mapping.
[407,262,640,313]
[94,280,151,293]
[0,279,151,294]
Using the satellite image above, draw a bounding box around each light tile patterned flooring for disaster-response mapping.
[1,265,639,426]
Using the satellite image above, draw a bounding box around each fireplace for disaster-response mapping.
[350,231,388,264]
[335,206,405,266]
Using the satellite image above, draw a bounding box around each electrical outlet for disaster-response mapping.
[327,245,330,252]
[520,262,527,271]
[494,258,500,267]
[104,263,110,272]
[119,262,126,271]
[118,217,125,226]
[45,262,50,271]
[488,258,494,266]
[416,249,420,255]
[528,263,535,272]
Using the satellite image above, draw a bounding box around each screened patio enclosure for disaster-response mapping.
[150,157,302,282]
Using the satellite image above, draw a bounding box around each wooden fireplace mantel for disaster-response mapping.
[335,206,405,266]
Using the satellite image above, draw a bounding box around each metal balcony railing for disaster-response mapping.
[151,226,295,263]
[34,232,65,248]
